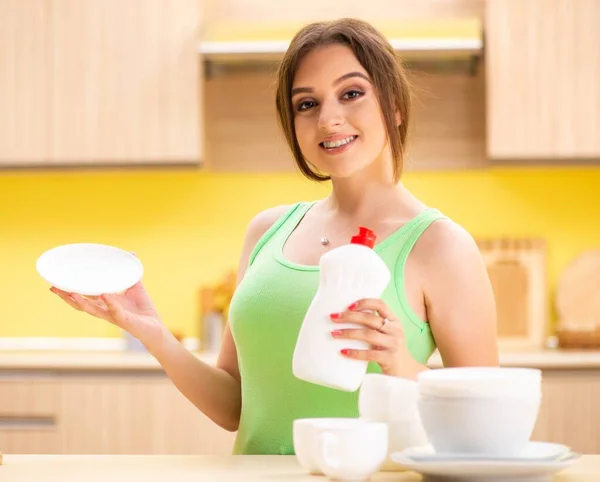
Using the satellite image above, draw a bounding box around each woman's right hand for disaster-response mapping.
[50,281,171,352]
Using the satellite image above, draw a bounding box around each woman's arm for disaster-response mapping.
[150,205,292,432]
[421,220,499,367]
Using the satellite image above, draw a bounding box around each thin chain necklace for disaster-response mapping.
[319,201,387,247]
[320,224,355,246]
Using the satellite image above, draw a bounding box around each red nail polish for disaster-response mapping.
[330,313,341,319]
[341,349,350,355]
[331,330,342,336]
[348,302,358,310]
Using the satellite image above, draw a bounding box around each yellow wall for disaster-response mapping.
[2,166,599,338]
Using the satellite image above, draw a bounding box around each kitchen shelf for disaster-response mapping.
[199,37,482,62]
[198,18,483,70]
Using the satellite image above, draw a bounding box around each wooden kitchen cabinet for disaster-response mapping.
[485,0,600,161]
[0,378,61,454]
[0,1,53,163]
[0,0,203,167]
[0,373,235,455]
[59,374,235,455]
[533,370,600,454]
[51,0,202,166]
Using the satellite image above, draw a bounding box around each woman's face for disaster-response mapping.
[291,44,390,180]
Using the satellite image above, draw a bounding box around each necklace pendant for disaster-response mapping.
[320,237,330,246]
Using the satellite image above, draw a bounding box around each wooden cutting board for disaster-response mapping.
[556,249,600,331]
[476,238,547,350]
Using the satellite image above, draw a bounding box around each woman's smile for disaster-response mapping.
[319,135,359,155]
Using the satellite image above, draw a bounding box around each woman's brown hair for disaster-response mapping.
[275,18,412,182]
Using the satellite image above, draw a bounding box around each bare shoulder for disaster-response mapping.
[412,216,483,270]
[236,204,294,278]
[244,204,294,246]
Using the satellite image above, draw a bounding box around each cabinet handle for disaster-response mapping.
[0,416,56,429]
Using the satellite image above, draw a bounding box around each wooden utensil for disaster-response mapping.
[555,249,600,349]
[476,238,547,350]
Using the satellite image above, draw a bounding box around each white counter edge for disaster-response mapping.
[0,337,202,352]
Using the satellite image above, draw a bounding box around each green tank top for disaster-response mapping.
[228,201,445,455]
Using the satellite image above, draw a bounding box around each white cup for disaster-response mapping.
[359,373,398,421]
[315,421,388,481]
[293,418,367,475]
[359,373,422,421]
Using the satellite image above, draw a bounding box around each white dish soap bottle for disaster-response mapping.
[292,227,391,392]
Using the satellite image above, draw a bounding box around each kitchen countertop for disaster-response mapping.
[0,350,218,372]
[428,348,600,369]
[0,454,598,481]
[2,348,600,372]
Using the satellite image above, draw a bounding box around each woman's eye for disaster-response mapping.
[343,90,364,100]
[296,100,316,111]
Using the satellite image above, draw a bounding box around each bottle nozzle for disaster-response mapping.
[350,227,376,249]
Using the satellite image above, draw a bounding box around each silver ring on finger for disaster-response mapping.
[378,317,393,333]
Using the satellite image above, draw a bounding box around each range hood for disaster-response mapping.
[199,18,483,64]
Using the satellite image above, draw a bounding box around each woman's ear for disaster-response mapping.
[395,110,402,126]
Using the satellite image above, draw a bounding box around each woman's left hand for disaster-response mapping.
[330,298,423,378]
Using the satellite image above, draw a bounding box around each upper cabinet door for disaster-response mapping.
[485,0,600,161]
[0,1,53,164]
[51,0,202,165]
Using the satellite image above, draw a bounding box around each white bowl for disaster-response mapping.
[418,384,541,401]
[417,367,541,399]
[418,383,541,399]
[417,394,541,456]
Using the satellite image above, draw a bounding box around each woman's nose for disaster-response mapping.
[317,101,345,131]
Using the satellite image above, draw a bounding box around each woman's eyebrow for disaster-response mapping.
[291,71,371,98]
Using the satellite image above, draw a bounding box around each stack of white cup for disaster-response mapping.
[416,367,543,456]
[358,373,429,471]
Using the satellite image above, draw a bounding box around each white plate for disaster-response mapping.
[403,441,571,462]
[391,450,580,482]
[37,243,143,296]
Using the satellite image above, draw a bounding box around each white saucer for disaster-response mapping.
[37,243,144,296]
[403,441,571,462]
[391,449,580,482]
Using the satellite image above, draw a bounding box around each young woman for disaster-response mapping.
[51,18,499,455]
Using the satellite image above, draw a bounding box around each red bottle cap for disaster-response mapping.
[350,227,376,249]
